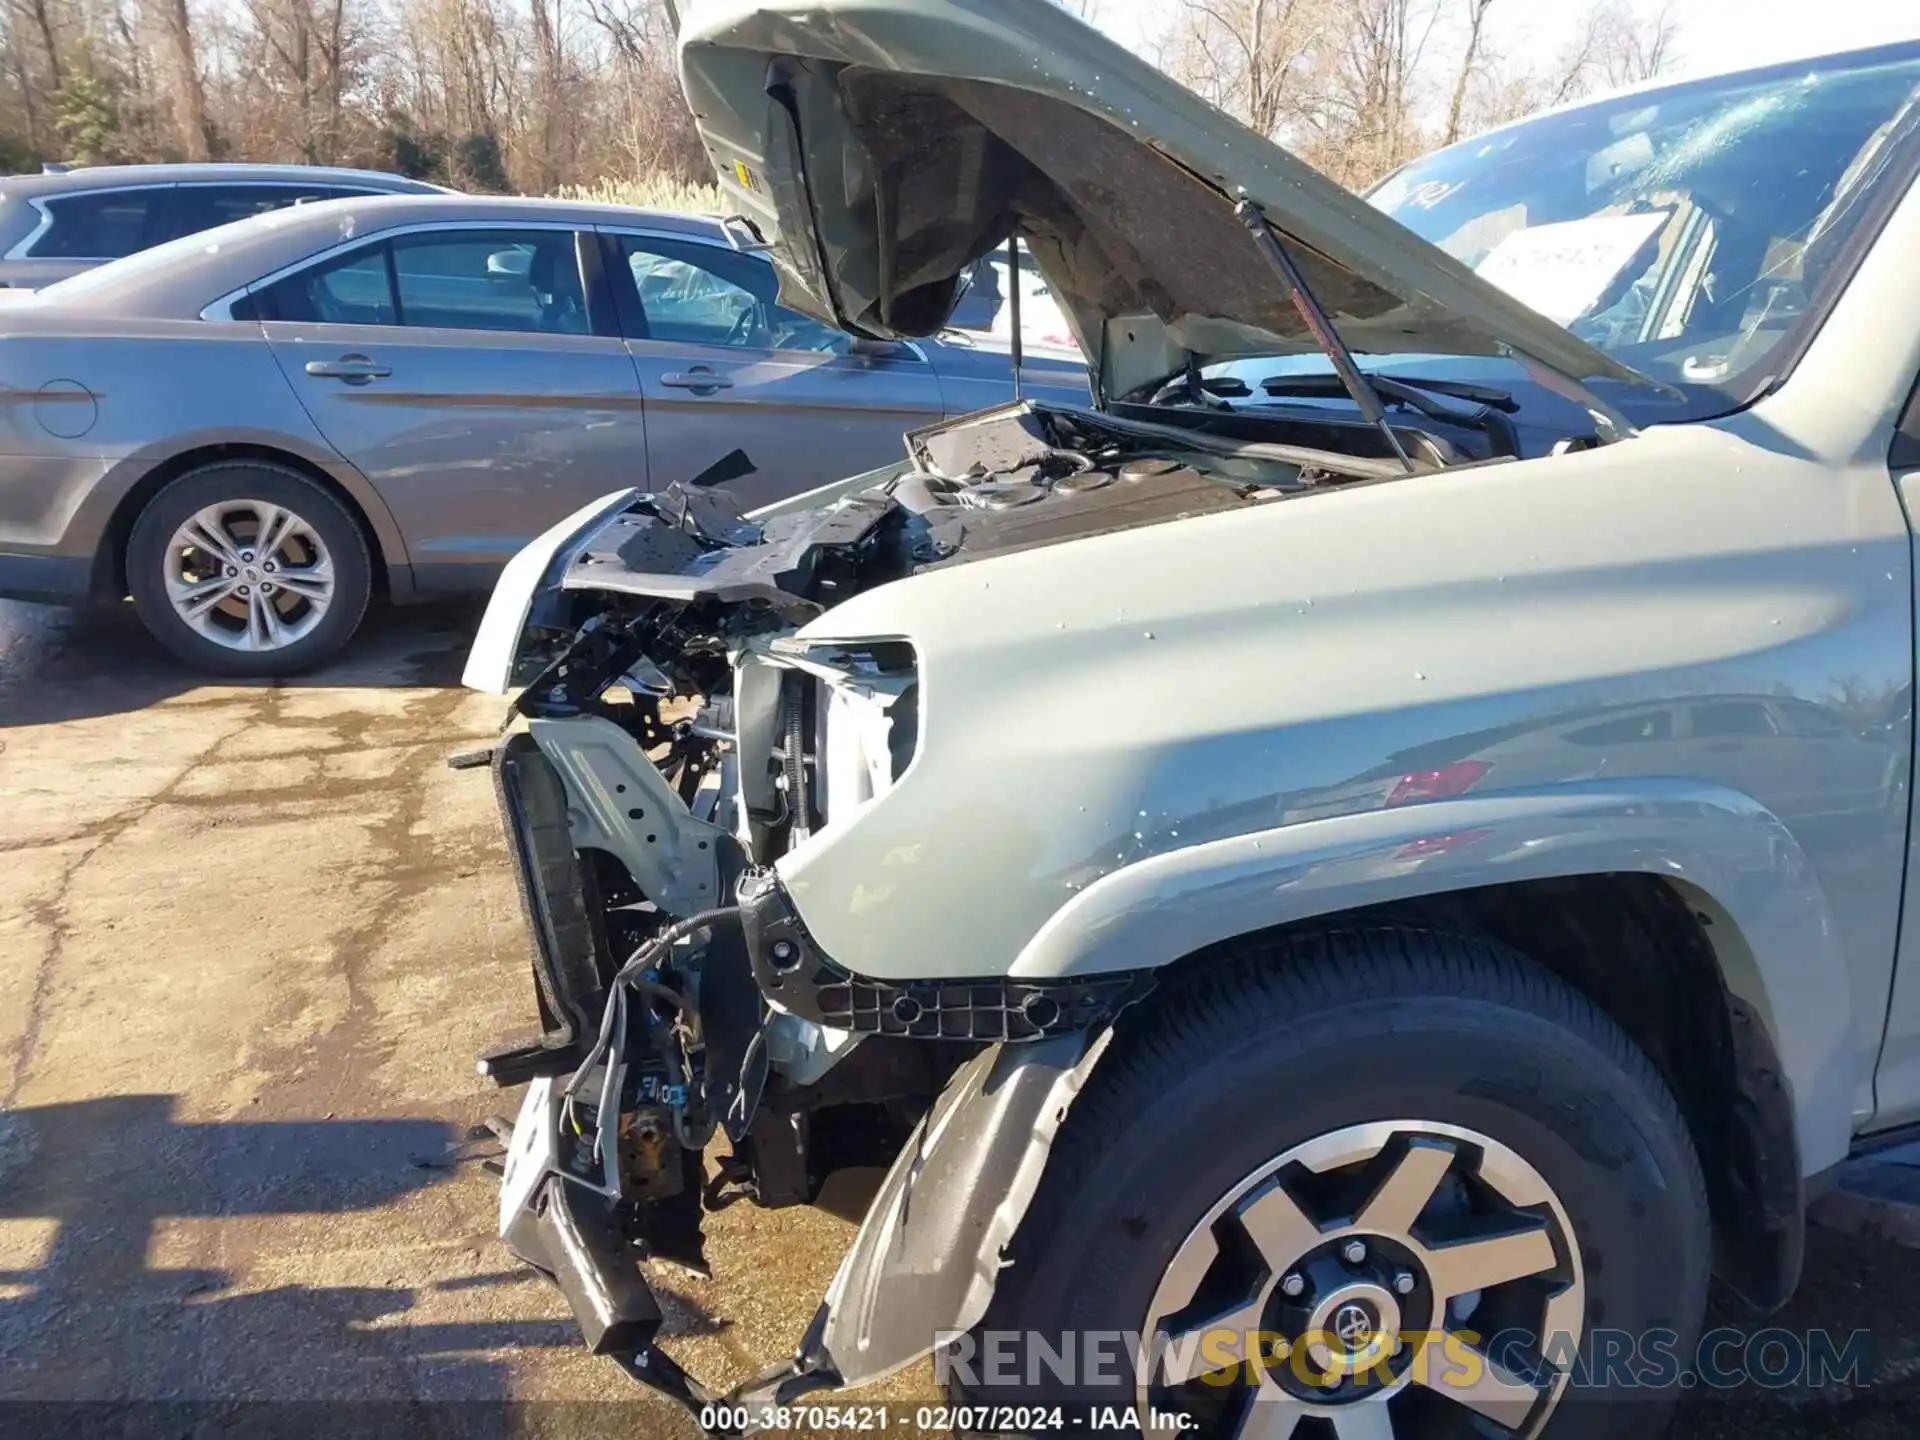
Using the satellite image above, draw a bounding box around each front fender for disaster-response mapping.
[1009,777,1852,1173]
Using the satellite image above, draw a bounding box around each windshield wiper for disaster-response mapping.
[1232,196,1419,474]
[1375,375,1518,411]
[1255,373,1523,459]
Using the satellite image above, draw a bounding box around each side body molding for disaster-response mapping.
[1009,778,1852,1175]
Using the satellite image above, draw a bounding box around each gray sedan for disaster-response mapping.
[0,194,1086,673]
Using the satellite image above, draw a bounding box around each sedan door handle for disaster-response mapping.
[659,369,734,391]
[305,355,392,383]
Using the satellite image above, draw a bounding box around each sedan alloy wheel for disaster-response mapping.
[164,499,335,652]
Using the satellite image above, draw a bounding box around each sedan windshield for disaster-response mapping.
[1366,43,1920,422]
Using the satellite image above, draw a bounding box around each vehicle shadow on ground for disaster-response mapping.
[1664,1223,1920,1439]
[0,1096,709,1439]
[0,597,486,730]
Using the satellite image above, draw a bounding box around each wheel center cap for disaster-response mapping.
[1330,1301,1378,1355]
[1302,1280,1402,1376]
[244,567,258,581]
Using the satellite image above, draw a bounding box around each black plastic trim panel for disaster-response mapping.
[737,867,1148,1042]
[481,733,612,1083]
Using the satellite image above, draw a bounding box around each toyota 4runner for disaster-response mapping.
[458,6,1920,1437]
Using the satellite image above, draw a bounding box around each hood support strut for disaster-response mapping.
[1233,196,1418,474]
[1006,233,1023,399]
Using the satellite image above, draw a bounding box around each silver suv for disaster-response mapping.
[0,163,447,289]
[464,4,1920,1436]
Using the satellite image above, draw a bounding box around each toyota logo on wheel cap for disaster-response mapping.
[1331,1301,1377,1354]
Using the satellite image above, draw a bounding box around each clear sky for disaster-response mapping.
[1487,0,1920,82]
[1092,0,1920,85]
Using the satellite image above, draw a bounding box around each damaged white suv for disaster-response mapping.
[460,4,1920,1436]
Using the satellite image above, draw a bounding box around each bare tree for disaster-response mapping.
[0,0,1683,203]
[1162,0,1463,186]
[579,0,703,179]
[1442,0,1493,145]
[1160,0,1337,141]
[154,0,216,157]
[237,0,362,162]
[1314,0,1445,181]
[524,0,565,190]
[0,4,46,157]
[1594,0,1679,89]
[19,0,66,89]
[1451,0,1685,137]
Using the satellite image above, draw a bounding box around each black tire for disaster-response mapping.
[961,928,1711,1439]
[126,461,373,677]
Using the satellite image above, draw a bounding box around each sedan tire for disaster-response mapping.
[959,928,1712,1440]
[127,461,373,677]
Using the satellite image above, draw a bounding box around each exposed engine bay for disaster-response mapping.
[522,399,1417,649]
[464,399,1442,1424]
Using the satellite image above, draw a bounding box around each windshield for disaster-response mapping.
[1366,44,1920,421]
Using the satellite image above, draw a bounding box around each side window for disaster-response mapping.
[1773,701,1846,739]
[389,229,589,335]
[251,244,396,325]
[167,184,327,239]
[1564,709,1675,746]
[29,188,164,258]
[615,235,850,353]
[1691,701,1778,739]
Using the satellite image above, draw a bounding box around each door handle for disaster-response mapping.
[659,369,733,392]
[305,355,392,384]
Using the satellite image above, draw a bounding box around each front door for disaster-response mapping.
[1869,386,1920,1126]
[257,225,648,590]
[601,229,943,510]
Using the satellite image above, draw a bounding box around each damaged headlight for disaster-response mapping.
[761,637,919,835]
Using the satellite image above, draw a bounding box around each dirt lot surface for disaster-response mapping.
[1,597,1918,1440]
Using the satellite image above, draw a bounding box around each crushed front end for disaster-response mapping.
[454,399,1412,1421]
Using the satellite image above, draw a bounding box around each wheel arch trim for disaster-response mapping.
[1008,777,1852,1176]
[87,433,413,600]
[809,1030,1111,1389]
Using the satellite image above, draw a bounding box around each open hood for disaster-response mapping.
[676,0,1651,401]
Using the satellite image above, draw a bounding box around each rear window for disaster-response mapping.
[28,188,165,259]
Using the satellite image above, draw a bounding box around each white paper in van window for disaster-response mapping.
[1474,211,1671,326]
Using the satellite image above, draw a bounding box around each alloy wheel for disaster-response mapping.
[163,499,336,653]
[1140,1120,1585,1439]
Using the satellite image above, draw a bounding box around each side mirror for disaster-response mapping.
[847,335,904,360]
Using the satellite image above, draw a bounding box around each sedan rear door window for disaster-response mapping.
[389,230,590,335]
[28,188,166,259]
[249,244,396,325]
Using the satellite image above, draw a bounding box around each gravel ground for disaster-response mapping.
[1,596,1913,1440]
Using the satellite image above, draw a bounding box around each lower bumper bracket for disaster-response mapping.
[612,1343,735,1432]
